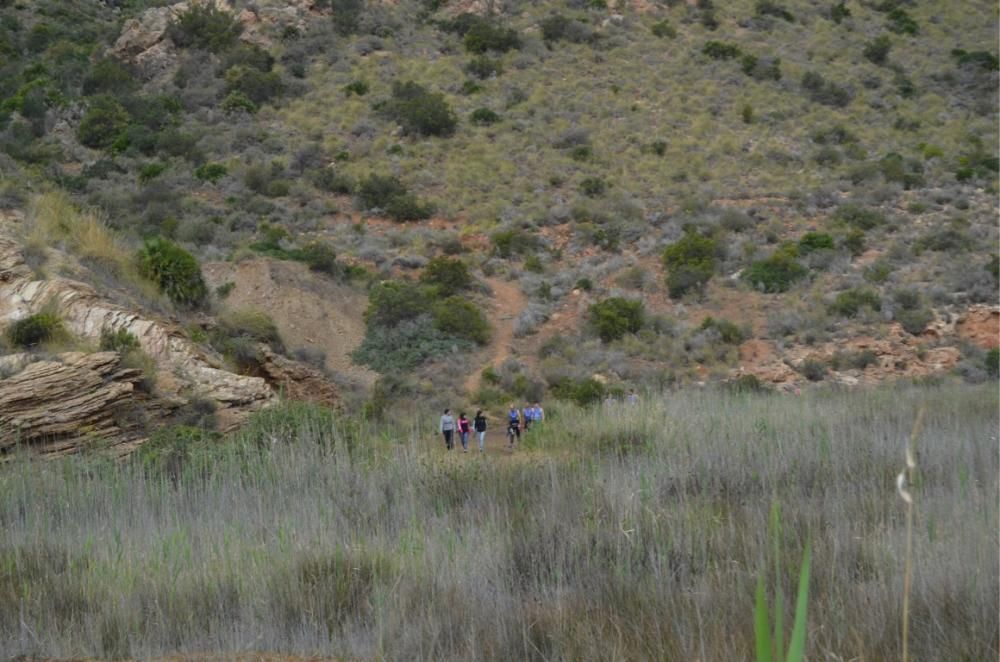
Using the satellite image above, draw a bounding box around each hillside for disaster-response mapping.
[0,0,997,435]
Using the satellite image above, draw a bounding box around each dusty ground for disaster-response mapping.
[203,257,377,387]
[463,276,528,394]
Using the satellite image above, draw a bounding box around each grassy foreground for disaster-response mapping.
[1,385,997,660]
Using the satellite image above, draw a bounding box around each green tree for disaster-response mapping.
[588,297,645,342]
[662,231,717,298]
[136,238,208,308]
[77,96,129,149]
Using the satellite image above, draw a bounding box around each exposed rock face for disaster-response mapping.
[111,0,323,79]
[254,345,340,407]
[956,305,1000,349]
[0,352,163,457]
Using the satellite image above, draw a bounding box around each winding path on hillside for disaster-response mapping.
[464,277,527,395]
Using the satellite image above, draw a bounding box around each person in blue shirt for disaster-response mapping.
[506,404,521,449]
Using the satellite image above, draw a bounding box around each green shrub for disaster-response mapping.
[830,349,878,371]
[99,328,140,353]
[463,20,520,53]
[220,91,257,114]
[699,316,744,344]
[194,163,227,183]
[299,242,339,275]
[465,55,503,79]
[244,162,291,198]
[985,348,999,377]
[830,1,851,23]
[801,71,851,107]
[740,54,781,81]
[224,66,284,104]
[588,297,644,342]
[343,80,369,96]
[580,177,606,197]
[5,312,63,348]
[385,192,433,222]
[863,35,892,65]
[420,256,471,295]
[798,232,835,254]
[82,58,137,96]
[550,376,605,406]
[491,229,537,259]
[77,96,129,149]
[136,238,208,308]
[651,20,676,38]
[742,246,808,293]
[703,41,742,60]
[353,315,466,372]
[166,3,242,52]
[383,81,457,137]
[726,373,771,393]
[134,425,220,481]
[884,7,917,35]
[217,308,283,351]
[895,308,933,335]
[951,49,999,71]
[915,227,972,252]
[470,107,500,125]
[311,168,354,194]
[662,231,717,298]
[755,1,793,21]
[831,204,886,230]
[363,281,432,327]
[829,288,881,317]
[799,358,827,381]
[330,0,364,35]
[432,296,491,344]
[840,228,867,256]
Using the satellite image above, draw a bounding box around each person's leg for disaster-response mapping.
[478,430,485,451]
[444,430,453,450]
[461,432,468,451]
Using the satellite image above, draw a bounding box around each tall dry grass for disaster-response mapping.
[0,385,996,660]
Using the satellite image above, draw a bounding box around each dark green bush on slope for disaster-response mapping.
[742,245,808,293]
[136,238,208,308]
[383,81,457,137]
[6,312,63,348]
[420,256,472,296]
[77,96,129,149]
[662,231,717,298]
[166,4,243,52]
[588,297,644,342]
[829,287,881,317]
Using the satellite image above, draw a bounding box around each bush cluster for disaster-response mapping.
[698,316,745,344]
[801,71,851,107]
[540,15,593,44]
[420,256,472,296]
[588,297,644,343]
[892,288,933,335]
[356,174,432,221]
[829,287,881,317]
[742,244,808,293]
[382,81,457,137]
[798,232,835,254]
[662,230,717,298]
[136,238,208,308]
[5,312,63,348]
[549,376,605,406]
[166,4,243,52]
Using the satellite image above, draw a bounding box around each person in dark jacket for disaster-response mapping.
[457,412,471,453]
[474,409,487,452]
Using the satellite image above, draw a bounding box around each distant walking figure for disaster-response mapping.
[474,409,487,452]
[440,409,455,450]
[506,403,521,449]
[626,389,639,406]
[457,412,471,452]
[523,401,534,431]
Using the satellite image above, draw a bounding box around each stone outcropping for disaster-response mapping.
[0,352,165,456]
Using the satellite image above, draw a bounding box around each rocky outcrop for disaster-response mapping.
[255,345,340,407]
[111,0,323,79]
[0,352,166,457]
[956,305,1000,349]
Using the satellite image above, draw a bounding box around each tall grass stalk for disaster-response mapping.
[898,405,925,662]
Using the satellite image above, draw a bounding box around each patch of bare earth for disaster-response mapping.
[203,257,377,387]
[463,277,528,394]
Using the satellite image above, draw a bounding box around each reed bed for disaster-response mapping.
[0,384,996,660]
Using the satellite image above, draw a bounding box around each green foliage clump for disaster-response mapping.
[829,288,881,317]
[299,242,339,275]
[830,1,851,23]
[329,0,364,35]
[863,35,892,65]
[985,348,1000,377]
[463,20,520,54]
[662,231,717,298]
[742,245,808,293]
[588,297,645,342]
[5,312,62,348]
[224,66,284,105]
[343,80,369,96]
[77,96,129,149]
[799,358,827,381]
[491,229,537,259]
[220,91,257,114]
[216,308,284,352]
[798,232,835,254]
[884,7,918,35]
[245,162,291,198]
[166,4,243,52]
[540,15,592,44]
[82,58,136,96]
[831,204,886,230]
[194,163,227,183]
[470,108,500,125]
[357,174,431,221]
[420,256,471,296]
[99,328,139,353]
[650,20,676,38]
[136,238,208,308]
[465,55,503,80]
[550,376,605,406]
[755,1,794,21]
[801,71,851,107]
[740,55,782,81]
[580,177,606,197]
[383,81,457,137]
[699,316,745,344]
[703,41,743,60]
[951,49,999,71]
[915,227,972,253]
[432,296,491,344]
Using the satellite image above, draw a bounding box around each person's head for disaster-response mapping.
[534,402,540,408]
[476,409,482,417]
[443,408,450,415]
[459,412,466,419]
[509,403,515,410]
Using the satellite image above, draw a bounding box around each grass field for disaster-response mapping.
[1,384,997,660]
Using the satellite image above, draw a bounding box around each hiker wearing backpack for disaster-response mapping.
[506,403,521,449]
[523,401,534,431]
[474,409,487,452]
[457,412,471,453]
[440,409,455,450]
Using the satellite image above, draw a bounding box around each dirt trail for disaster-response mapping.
[463,277,527,394]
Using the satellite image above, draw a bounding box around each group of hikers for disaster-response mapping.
[438,403,545,452]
